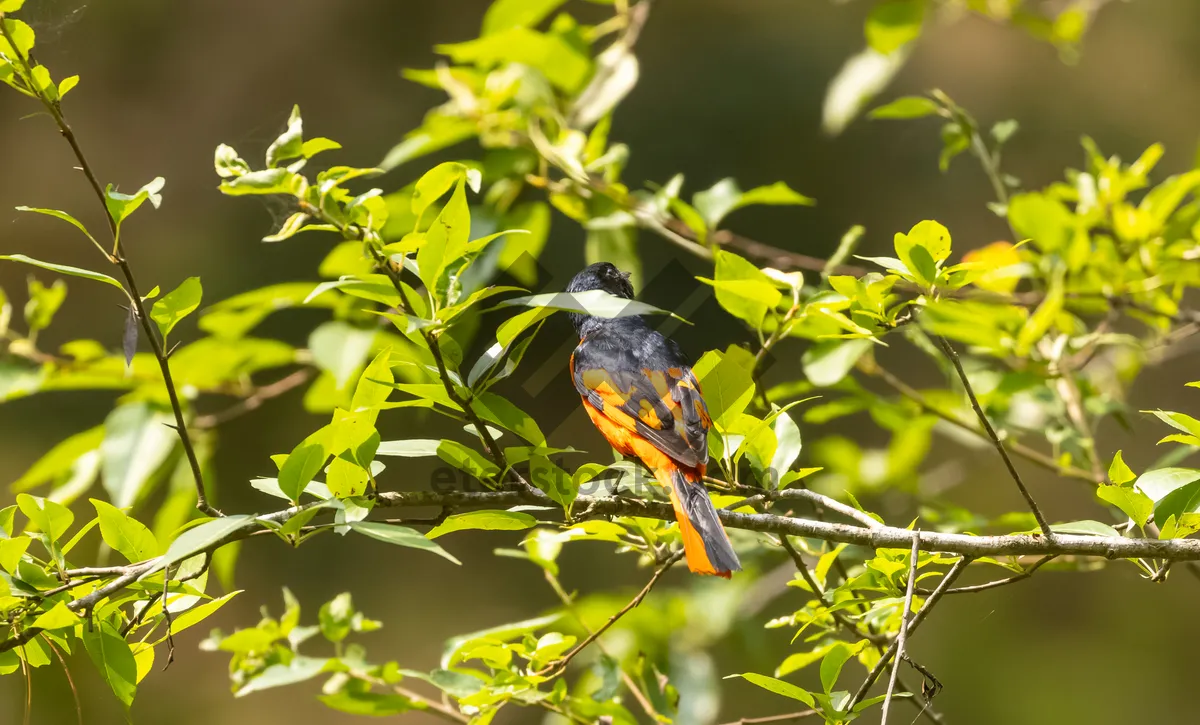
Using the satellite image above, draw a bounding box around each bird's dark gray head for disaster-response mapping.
[566,262,635,337]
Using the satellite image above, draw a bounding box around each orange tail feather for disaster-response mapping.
[653,465,741,577]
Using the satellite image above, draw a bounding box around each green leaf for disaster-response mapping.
[532,454,579,511]
[11,425,104,493]
[57,74,79,97]
[319,691,416,716]
[437,27,591,92]
[0,536,30,574]
[279,431,332,503]
[101,403,177,509]
[301,137,341,158]
[1007,193,1074,251]
[802,338,873,387]
[150,276,202,339]
[92,499,159,563]
[309,321,376,390]
[167,591,242,638]
[1153,480,1200,527]
[482,0,567,34]
[348,521,461,564]
[1143,410,1200,440]
[437,440,500,482]
[692,346,756,429]
[497,201,551,286]
[820,641,867,693]
[0,1,27,13]
[894,219,952,272]
[379,113,477,171]
[239,656,329,697]
[1134,467,1200,502]
[32,601,80,630]
[84,621,138,709]
[822,46,908,135]
[154,515,254,574]
[865,0,926,55]
[497,289,681,321]
[1014,281,1062,357]
[412,161,479,222]
[693,178,812,229]
[426,510,537,539]
[1108,450,1135,485]
[417,178,470,296]
[869,96,939,120]
[266,105,304,168]
[0,254,126,295]
[737,181,815,209]
[105,176,165,228]
[472,393,545,446]
[1048,520,1121,537]
[16,493,73,542]
[572,41,640,128]
[1097,486,1153,528]
[15,206,101,249]
[376,439,442,457]
[218,168,302,196]
[24,277,66,333]
[725,673,815,706]
[698,250,783,329]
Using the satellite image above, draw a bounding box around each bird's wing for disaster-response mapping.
[571,346,710,468]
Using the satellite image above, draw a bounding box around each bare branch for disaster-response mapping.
[194,368,314,429]
[880,532,921,725]
[934,335,1053,536]
[862,361,1099,484]
[538,550,683,678]
[919,555,1058,596]
[849,556,971,710]
[0,21,219,517]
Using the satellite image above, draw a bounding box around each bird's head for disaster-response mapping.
[566,262,635,337]
[566,262,634,298]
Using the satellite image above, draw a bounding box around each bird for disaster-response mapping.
[566,262,742,577]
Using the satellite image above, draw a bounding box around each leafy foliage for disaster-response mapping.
[2,1,1195,724]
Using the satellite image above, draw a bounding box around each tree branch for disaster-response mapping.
[848,556,970,710]
[862,360,1100,484]
[934,335,1053,536]
[918,555,1058,596]
[537,549,683,678]
[880,532,920,725]
[194,368,314,429]
[7,487,1200,655]
[0,21,219,517]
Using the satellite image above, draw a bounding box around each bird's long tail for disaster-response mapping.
[653,464,741,577]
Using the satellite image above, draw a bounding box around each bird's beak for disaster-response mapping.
[622,271,632,280]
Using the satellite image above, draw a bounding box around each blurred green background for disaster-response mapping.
[2,0,1200,722]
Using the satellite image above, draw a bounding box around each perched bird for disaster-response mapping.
[566,262,741,577]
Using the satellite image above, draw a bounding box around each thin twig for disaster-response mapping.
[46,639,83,725]
[934,335,1053,536]
[863,361,1099,484]
[542,563,668,721]
[918,555,1058,596]
[781,537,886,645]
[538,549,684,678]
[848,557,971,710]
[881,532,921,725]
[194,368,314,428]
[0,20,220,517]
[717,710,818,725]
[705,476,882,529]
